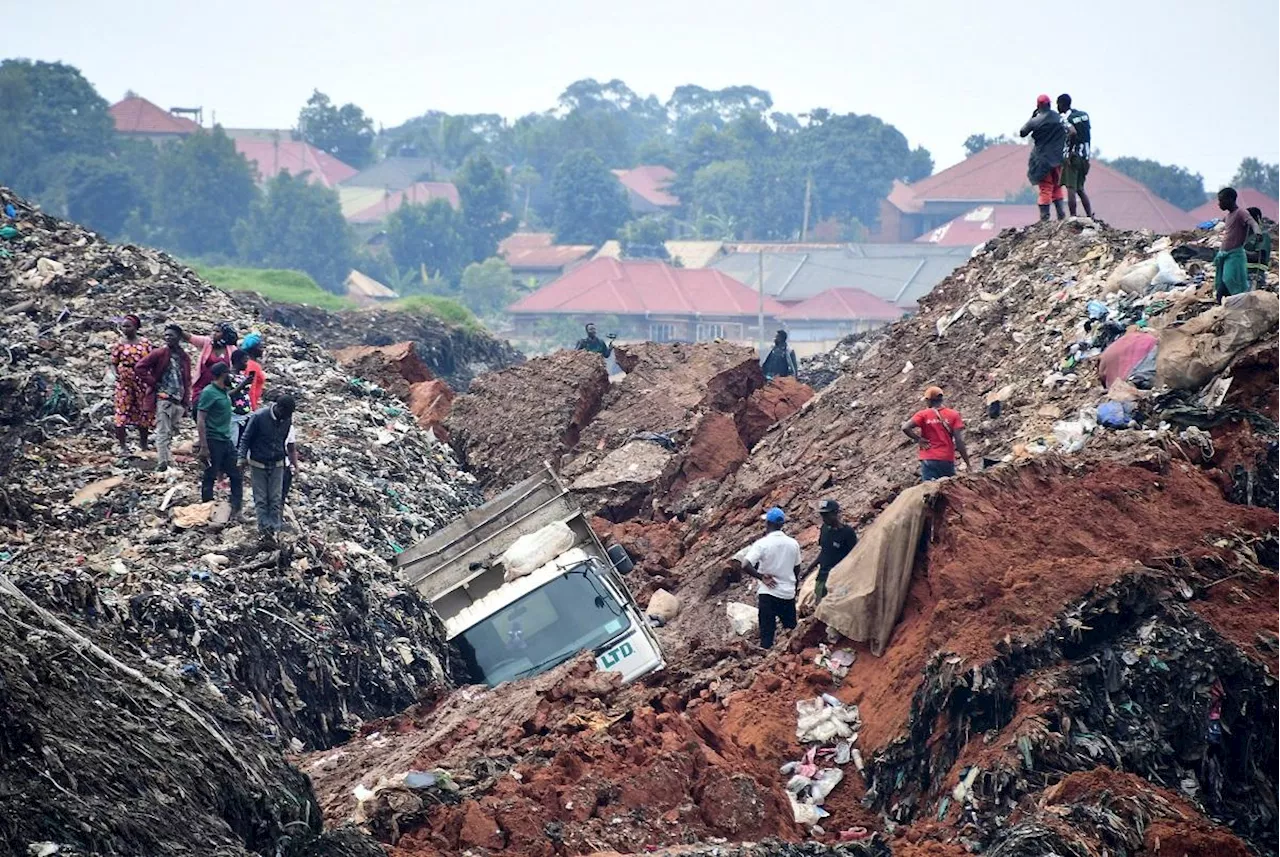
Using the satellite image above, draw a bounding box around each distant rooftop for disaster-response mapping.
[499,233,595,271]
[224,130,358,188]
[612,165,680,208]
[109,95,201,136]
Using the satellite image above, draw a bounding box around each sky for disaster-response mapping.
[6,0,1278,188]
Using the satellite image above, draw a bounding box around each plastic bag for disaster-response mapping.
[646,589,681,622]
[1104,260,1159,295]
[726,602,758,636]
[1097,400,1135,428]
[1150,251,1186,286]
[501,521,576,581]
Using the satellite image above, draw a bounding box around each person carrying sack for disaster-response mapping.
[902,385,971,481]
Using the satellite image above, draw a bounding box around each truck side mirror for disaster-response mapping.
[607,544,634,574]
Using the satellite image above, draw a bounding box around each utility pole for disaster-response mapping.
[757,249,765,357]
[801,174,812,242]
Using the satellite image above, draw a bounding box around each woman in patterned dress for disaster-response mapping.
[111,313,154,452]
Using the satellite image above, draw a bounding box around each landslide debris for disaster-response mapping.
[231,291,523,391]
[0,187,477,752]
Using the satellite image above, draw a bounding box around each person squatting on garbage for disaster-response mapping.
[240,331,267,409]
[1019,94,1068,221]
[575,322,614,357]
[238,394,296,543]
[195,362,243,515]
[135,323,192,473]
[737,506,803,649]
[902,385,971,482]
[1057,94,1094,218]
[805,499,857,604]
[761,329,799,380]
[110,313,153,454]
[186,322,238,408]
[1215,187,1262,302]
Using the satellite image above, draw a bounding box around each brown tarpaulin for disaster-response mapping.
[799,482,940,656]
[1155,291,1279,391]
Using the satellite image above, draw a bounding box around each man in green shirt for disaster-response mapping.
[575,323,614,357]
[196,362,243,514]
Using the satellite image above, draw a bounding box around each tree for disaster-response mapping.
[963,134,1014,157]
[62,155,148,238]
[233,171,354,292]
[1231,158,1279,197]
[1106,157,1206,210]
[619,216,671,260]
[551,150,632,245]
[511,165,541,226]
[386,198,469,285]
[691,160,751,233]
[458,257,517,317]
[298,90,375,169]
[153,127,258,258]
[456,153,516,263]
[0,60,115,197]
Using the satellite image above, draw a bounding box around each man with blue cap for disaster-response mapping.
[737,505,803,649]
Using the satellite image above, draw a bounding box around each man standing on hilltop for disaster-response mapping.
[1019,94,1068,222]
[902,386,971,482]
[136,323,192,473]
[1057,94,1094,219]
[1214,187,1261,302]
[575,323,614,357]
[761,329,798,380]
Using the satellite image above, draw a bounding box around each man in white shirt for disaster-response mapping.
[738,506,803,649]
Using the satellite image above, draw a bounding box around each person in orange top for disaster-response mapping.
[241,332,267,409]
[902,386,971,482]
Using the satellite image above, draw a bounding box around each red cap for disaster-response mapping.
[1036,94,1051,105]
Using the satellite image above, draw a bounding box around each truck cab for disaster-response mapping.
[397,466,664,687]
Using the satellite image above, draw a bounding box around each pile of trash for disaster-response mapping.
[0,575,383,857]
[797,328,887,390]
[0,186,481,750]
[232,291,523,391]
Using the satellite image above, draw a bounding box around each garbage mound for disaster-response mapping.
[0,187,478,750]
[231,291,523,392]
[446,349,611,490]
[334,342,456,437]
[797,328,887,390]
[0,578,382,857]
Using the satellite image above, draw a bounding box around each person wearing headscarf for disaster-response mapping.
[185,322,239,408]
[110,313,154,453]
[241,331,267,409]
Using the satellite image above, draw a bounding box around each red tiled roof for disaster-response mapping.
[915,205,1043,245]
[109,96,200,135]
[233,138,358,189]
[499,233,595,270]
[890,144,1200,234]
[508,257,783,316]
[346,181,461,224]
[612,165,680,207]
[1186,188,1279,224]
[777,288,906,321]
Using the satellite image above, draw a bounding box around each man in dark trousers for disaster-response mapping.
[805,499,858,604]
[195,363,243,515]
[736,506,802,649]
[1057,94,1094,218]
[575,323,614,357]
[136,323,192,473]
[238,394,296,544]
[761,329,798,379]
[1019,94,1068,221]
[903,385,972,481]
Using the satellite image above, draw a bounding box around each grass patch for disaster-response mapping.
[388,295,481,331]
[193,264,356,311]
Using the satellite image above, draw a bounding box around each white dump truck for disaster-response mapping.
[397,466,665,687]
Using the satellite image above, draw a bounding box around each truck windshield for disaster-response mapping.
[454,567,629,687]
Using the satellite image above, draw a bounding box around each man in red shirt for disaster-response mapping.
[902,386,971,481]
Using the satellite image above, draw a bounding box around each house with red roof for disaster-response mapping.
[612,166,680,215]
[342,181,460,225]
[777,287,906,346]
[508,257,783,344]
[224,130,358,189]
[914,205,1044,246]
[108,95,201,142]
[499,233,596,287]
[876,143,1200,241]
[1186,188,1278,224]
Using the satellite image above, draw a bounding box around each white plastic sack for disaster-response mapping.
[796,697,862,743]
[501,520,575,582]
[809,768,844,805]
[1150,251,1186,286]
[726,602,759,636]
[646,589,681,622]
[1104,259,1159,295]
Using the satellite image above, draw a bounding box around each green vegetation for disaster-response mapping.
[193,264,355,310]
[388,295,481,331]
